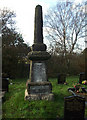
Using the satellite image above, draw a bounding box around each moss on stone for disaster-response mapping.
[28,51,51,60]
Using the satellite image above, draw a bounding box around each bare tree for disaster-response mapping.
[44,1,85,56]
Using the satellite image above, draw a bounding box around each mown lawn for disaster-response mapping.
[2,76,87,119]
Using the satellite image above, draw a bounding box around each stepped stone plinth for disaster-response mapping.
[25,5,54,100]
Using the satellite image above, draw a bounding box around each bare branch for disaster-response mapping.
[44,2,85,55]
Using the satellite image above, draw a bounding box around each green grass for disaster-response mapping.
[2,76,87,119]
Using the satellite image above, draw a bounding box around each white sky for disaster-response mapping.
[0,0,58,45]
[0,0,86,49]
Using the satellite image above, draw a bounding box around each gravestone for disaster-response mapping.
[79,72,85,84]
[25,5,54,100]
[64,96,85,120]
[58,73,66,84]
[2,78,9,92]
[2,73,9,92]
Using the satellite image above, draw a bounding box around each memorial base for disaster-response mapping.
[25,89,54,100]
[25,82,54,100]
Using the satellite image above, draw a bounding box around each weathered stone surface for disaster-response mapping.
[27,5,50,60]
[27,81,52,94]
[32,43,47,51]
[28,51,51,61]
[34,5,43,43]
[30,85,50,93]
[25,5,53,101]
[25,89,54,100]
[28,61,47,82]
[58,73,66,84]
[26,81,51,86]
[2,78,9,92]
[64,95,85,120]
[79,72,85,84]
[33,62,47,82]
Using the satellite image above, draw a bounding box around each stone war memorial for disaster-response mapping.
[25,5,54,100]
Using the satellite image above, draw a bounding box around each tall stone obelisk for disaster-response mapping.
[25,5,53,100]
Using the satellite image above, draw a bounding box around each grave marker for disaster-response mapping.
[64,95,85,120]
[2,73,9,92]
[79,72,85,84]
[58,73,66,84]
[25,5,53,100]
[2,78,9,92]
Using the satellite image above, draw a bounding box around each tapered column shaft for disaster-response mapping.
[34,5,43,43]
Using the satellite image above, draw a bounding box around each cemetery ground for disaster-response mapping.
[2,76,87,119]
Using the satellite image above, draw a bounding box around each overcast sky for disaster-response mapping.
[0,0,86,49]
